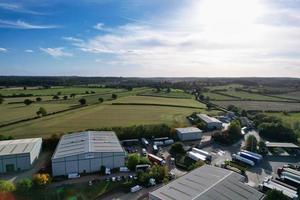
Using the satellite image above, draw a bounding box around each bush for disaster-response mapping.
[170,142,185,156]
[112,94,117,99]
[32,173,51,187]
[16,179,32,194]
[52,95,59,100]
[0,97,4,104]
[79,98,87,105]
[24,99,33,106]
[36,107,47,117]
[264,189,289,200]
[36,97,42,102]
[213,120,242,145]
[126,153,150,171]
[98,98,104,103]
[0,180,15,193]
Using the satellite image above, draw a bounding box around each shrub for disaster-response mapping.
[258,122,297,142]
[78,98,87,105]
[32,173,51,187]
[24,99,33,106]
[16,179,32,194]
[245,135,257,152]
[112,94,117,99]
[170,142,185,156]
[36,97,42,102]
[0,180,15,193]
[264,189,289,200]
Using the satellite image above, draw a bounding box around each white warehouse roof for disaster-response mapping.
[52,131,124,159]
[196,114,222,124]
[0,138,42,156]
[149,165,264,200]
[175,127,202,134]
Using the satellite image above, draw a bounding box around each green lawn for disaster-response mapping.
[138,88,193,99]
[110,96,206,108]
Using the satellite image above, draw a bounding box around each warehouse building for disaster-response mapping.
[51,131,126,177]
[0,138,42,173]
[196,113,223,130]
[175,127,202,141]
[149,165,264,200]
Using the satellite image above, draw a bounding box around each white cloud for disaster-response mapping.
[0,47,7,53]
[25,49,34,53]
[67,0,300,77]
[0,3,41,14]
[93,23,113,32]
[0,19,58,29]
[40,47,73,58]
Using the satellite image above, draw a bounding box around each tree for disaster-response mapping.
[63,96,68,100]
[206,102,213,110]
[166,88,171,93]
[112,93,117,99]
[98,98,104,103]
[170,142,185,155]
[23,86,27,90]
[245,135,257,152]
[126,153,140,171]
[57,92,61,95]
[0,180,15,193]
[24,99,33,106]
[36,97,42,102]
[78,98,86,105]
[16,179,32,194]
[85,91,89,94]
[36,107,47,117]
[258,122,297,143]
[258,141,268,155]
[70,93,76,98]
[0,97,3,104]
[228,120,241,138]
[264,189,289,200]
[32,173,51,187]
[52,95,59,100]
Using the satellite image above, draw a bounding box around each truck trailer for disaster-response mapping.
[192,148,212,161]
[187,151,206,162]
[148,153,165,165]
[238,151,261,164]
[232,154,255,166]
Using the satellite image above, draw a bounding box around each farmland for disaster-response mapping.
[0,86,212,138]
[212,100,300,111]
[138,88,193,99]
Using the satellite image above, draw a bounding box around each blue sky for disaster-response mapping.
[0,0,300,77]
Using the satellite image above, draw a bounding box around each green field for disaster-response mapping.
[218,90,290,101]
[266,112,300,128]
[212,100,300,111]
[110,96,205,108]
[138,88,193,99]
[275,91,300,101]
[0,103,74,126]
[203,92,237,100]
[0,87,120,96]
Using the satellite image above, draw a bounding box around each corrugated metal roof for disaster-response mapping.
[196,114,222,124]
[149,165,264,200]
[175,127,202,134]
[52,131,125,159]
[0,138,42,156]
[266,142,299,148]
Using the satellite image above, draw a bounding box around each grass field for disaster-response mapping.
[218,90,290,101]
[110,96,205,108]
[0,87,121,96]
[0,103,75,126]
[266,112,300,128]
[0,103,208,138]
[275,91,300,101]
[203,92,238,100]
[212,100,300,111]
[138,88,193,99]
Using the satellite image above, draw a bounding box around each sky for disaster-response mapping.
[0,0,300,77]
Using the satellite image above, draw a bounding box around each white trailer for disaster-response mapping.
[259,177,298,200]
[164,139,174,145]
[187,151,206,162]
[131,185,142,193]
[241,150,263,159]
[192,148,212,160]
[232,154,255,166]
[280,171,300,185]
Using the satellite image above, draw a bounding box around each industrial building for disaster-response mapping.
[0,138,42,173]
[196,114,223,130]
[149,165,264,200]
[175,127,202,141]
[52,131,126,176]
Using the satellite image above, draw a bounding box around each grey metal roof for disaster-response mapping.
[175,127,202,134]
[0,138,42,156]
[52,131,124,159]
[150,165,264,200]
[266,142,299,148]
[196,114,222,124]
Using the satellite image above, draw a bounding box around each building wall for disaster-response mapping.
[0,153,31,173]
[206,122,222,130]
[177,131,202,141]
[29,139,42,164]
[52,151,126,176]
